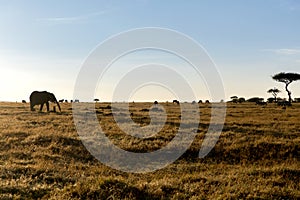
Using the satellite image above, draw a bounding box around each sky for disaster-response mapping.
[1,0,300,102]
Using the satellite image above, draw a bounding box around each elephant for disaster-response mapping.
[30,91,61,112]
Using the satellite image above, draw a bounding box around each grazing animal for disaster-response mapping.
[191,101,196,104]
[173,100,179,104]
[30,91,61,112]
[22,100,27,103]
[65,100,68,103]
[205,100,210,104]
[59,99,64,103]
[198,100,203,104]
[154,101,158,105]
[74,99,80,103]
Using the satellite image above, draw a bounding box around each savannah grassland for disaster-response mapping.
[0,101,299,199]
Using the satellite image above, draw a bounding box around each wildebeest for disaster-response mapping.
[59,99,64,103]
[154,101,158,105]
[22,100,27,103]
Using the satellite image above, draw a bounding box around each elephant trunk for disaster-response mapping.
[56,101,61,112]
[52,96,61,112]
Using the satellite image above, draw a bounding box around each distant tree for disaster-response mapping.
[247,97,263,103]
[238,97,246,103]
[94,98,100,103]
[267,97,275,103]
[272,72,300,103]
[276,97,283,102]
[294,98,300,103]
[173,100,179,104]
[267,88,280,102]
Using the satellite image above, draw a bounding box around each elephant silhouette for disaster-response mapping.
[30,91,61,112]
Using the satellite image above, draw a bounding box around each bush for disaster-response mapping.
[247,97,263,102]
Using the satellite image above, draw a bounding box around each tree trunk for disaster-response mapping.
[285,83,292,103]
[272,93,277,102]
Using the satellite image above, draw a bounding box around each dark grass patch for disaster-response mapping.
[52,179,160,200]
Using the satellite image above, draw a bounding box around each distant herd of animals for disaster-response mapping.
[20,90,300,113]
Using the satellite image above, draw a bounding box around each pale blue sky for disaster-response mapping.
[1,0,300,102]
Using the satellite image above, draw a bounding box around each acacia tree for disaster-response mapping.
[267,88,280,102]
[272,72,300,103]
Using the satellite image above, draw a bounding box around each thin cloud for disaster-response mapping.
[279,0,300,11]
[36,10,109,24]
[261,48,300,55]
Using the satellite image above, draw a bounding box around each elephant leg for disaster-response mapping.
[30,104,35,111]
[46,102,50,112]
[40,103,44,111]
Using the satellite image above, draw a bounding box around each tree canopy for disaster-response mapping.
[267,88,280,94]
[267,88,280,102]
[272,72,300,84]
[272,72,300,103]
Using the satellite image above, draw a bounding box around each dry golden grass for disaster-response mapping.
[0,101,299,199]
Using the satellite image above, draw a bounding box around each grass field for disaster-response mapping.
[0,102,299,199]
